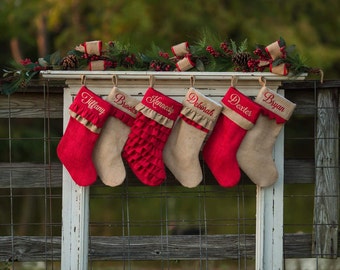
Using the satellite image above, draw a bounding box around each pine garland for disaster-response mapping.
[1,34,321,94]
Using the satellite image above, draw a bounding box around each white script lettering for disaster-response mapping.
[227,93,252,116]
[81,92,106,115]
[145,95,174,115]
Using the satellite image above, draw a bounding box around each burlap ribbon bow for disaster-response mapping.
[259,40,289,76]
[171,42,196,71]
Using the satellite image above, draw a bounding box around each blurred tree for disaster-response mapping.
[0,0,50,60]
[0,0,339,77]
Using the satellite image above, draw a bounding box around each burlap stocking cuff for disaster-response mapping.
[255,86,296,124]
[180,87,222,131]
[106,87,139,127]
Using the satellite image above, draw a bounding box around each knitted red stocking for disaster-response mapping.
[122,87,183,186]
[57,86,112,186]
[202,87,261,187]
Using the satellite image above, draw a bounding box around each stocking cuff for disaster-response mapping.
[255,86,296,124]
[137,87,182,128]
[221,87,261,130]
[69,86,112,133]
[180,87,222,131]
[106,86,139,127]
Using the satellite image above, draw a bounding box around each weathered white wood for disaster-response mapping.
[0,158,316,188]
[313,88,339,258]
[43,71,304,99]
[61,88,89,270]
[255,89,285,270]
[42,70,307,82]
[1,233,328,261]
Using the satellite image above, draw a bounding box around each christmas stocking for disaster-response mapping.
[57,86,112,186]
[92,87,139,187]
[122,87,183,186]
[202,87,261,187]
[163,87,222,188]
[237,86,296,187]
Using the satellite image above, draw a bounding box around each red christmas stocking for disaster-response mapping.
[122,87,182,186]
[202,87,261,187]
[57,86,112,186]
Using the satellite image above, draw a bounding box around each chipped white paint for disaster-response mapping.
[256,90,285,270]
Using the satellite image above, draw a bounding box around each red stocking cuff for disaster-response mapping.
[222,87,261,125]
[141,87,183,122]
[110,107,136,127]
[260,108,286,124]
[69,86,112,131]
[179,115,209,132]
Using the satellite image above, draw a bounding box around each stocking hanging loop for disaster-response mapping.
[112,75,118,87]
[190,75,196,88]
[259,76,266,87]
[81,75,86,85]
[231,76,238,87]
[149,75,155,88]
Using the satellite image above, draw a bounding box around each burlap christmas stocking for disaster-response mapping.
[57,86,112,186]
[92,87,139,187]
[237,86,296,187]
[202,87,261,187]
[122,87,183,186]
[163,87,222,188]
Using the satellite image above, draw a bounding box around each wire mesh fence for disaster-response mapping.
[0,79,339,270]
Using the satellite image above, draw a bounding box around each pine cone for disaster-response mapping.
[60,55,78,70]
[232,52,251,71]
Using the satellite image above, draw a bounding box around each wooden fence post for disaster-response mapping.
[313,87,339,258]
[255,88,285,270]
[61,88,90,270]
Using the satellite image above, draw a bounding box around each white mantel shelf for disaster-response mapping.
[42,70,307,100]
[41,71,306,90]
[42,70,306,80]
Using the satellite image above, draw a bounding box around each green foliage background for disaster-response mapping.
[0,1,337,268]
[0,0,339,78]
